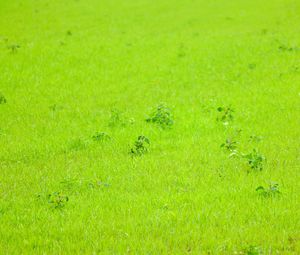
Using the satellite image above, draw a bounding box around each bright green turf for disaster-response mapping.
[0,0,300,254]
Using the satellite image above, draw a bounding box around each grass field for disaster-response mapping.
[0,0,300,254]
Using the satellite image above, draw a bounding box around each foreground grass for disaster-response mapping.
[0,0,300,254]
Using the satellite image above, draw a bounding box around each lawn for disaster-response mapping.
[0,0,299,254]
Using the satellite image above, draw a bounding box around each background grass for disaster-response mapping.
[0,0,300,254]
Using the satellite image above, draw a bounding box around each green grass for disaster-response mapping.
[0,0,300,254]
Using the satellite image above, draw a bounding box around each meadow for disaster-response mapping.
[0,0,300,254]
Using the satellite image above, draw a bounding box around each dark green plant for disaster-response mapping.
[108,109,126,128]
[248,63,256,70]
[7,44,20,52]
[243,149,265,170]
[48,192,69,209]
[92,132,111,142]
[242,245,261,255]
[249,135,263,143]
[217,106,234,124]
[221,137,238,151]
[0,208,5,217]
[88,180,110,189]
[131,135,150,156]
[146,104,174,129]
[68,138,86,151]
[0,94,6,104]
[59,177,83,193]
[278,44,299,52]
[222,138,240,158]
[49,104,63,111]
[221,129,242,157]
[256,183,281,198]
[178,44,186,58]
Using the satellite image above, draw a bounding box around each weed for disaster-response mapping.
[131,135,150,156]
[249,135,263,143]
[59,178,80,192]
[261,28,268,35]
[59,178,110,193]
[178,44,186,58]
[222,138,240,158]
[108,108,126,128]
[231,128,242,137]
[88,180,110,189]
[0,94,6,104]
[199,101,214,113]
[49,104,63,111]
[221,138,238,152]
[128,117,135,125]
[146,104,174,129]
[248,63,256,70]
[242,245,261,255]
[68,139,86,151]
[292,66,299,73]
[221,129,242,157]
[0,208,5,217]
[279,45,299,52]
[48,192,69,209]
[7,44,20,53]
[217,106,234,124]
[243,149,265,170]
[92,132,111,142]
[256,183,281,198]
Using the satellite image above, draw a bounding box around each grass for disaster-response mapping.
[0,0,300,254]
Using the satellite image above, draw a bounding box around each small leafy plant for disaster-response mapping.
[217,106,234,124]
[48,192,69,209]
[0,208,4,217]
[242,245,262,255]
[88,180,110,189]
[146,103,174,129]
[249,135,263,143]
[92,132,111,142]
[49,104,63,111]
[68,138,86,151]
[248,63,256,70]
[256,183,281,198]
[0,94,6,104]
[108,108,126,128]
[59,178,80,192]
[131,135,150,156]
[279,44,299,52]
[221,138,240,158]
[243,149,265,171]
[178,44,186,58]
[221,137,238,151]
[220,129,242,157]
[7,44,20,53]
